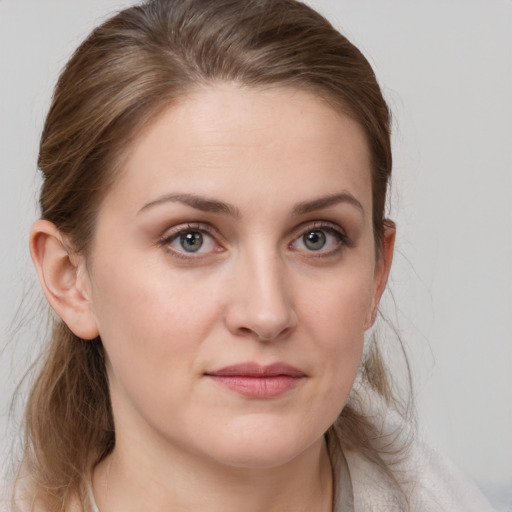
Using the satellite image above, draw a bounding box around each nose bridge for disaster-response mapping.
[226,241,296,341]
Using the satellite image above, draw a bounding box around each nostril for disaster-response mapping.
[236,326,274,341]
[235,324,295,342]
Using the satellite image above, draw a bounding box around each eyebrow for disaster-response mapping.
[292,192,364,217]
[138,191,364,218]
[138,193,241,217]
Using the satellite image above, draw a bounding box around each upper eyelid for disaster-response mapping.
[290,220,347,238]
[158,222,219,243]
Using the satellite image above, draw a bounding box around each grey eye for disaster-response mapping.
[302,230,327,251]
[179,231,204,252]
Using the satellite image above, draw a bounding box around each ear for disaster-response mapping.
[30,219,99,340]
[365,221,396,329]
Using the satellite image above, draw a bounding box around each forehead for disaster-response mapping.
[106,84,373,216]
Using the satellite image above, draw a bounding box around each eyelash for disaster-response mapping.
[157,221,349,261]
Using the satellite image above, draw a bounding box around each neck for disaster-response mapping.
[92,436,333,512]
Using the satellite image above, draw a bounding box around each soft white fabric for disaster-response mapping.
[88,486,99,512]
[330,383,496,511]
[335,439,496,511]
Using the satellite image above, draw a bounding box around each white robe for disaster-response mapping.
[331,384,495,511]
[333,435,495,511]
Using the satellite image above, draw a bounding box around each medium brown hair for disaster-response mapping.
[17,0,407,509]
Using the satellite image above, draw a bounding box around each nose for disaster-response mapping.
[224,249,297,342]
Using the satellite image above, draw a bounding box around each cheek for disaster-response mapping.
[88,266,228,436]
[300,264,375,390]
[88,258,223,390]
[303,265,375,342]
[91,249,219,338]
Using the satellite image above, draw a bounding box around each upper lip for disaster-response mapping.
[206,362,306,378]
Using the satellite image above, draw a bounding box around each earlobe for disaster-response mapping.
[365,221,396,329]
[30,219,99,340]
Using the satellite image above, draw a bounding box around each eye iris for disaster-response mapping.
[303,230,326,251]
[180,231,203,252]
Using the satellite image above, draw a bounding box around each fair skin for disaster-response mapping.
[30,85,394,512]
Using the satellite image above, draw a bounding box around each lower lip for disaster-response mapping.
[207,375,303,398]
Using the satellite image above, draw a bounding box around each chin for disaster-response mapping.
[199,419,324,470]
[210,445,311,470]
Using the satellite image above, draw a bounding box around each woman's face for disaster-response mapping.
[82,85,391,469]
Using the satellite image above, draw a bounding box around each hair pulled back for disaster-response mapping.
[20,1,398,509]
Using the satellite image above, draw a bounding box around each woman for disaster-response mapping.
[6,0,496,511]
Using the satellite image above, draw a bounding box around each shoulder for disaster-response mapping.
[342,438,496,511]
[403,438,496,512]
[336,385,496,511]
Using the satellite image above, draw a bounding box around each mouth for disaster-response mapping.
[205,362,306,398]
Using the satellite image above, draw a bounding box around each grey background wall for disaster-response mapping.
[1,0,511,508]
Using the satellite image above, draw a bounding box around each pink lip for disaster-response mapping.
[205,362,306,398]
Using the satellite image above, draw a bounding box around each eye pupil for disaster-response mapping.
[303,230,326,251]
[180,231,203,252]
